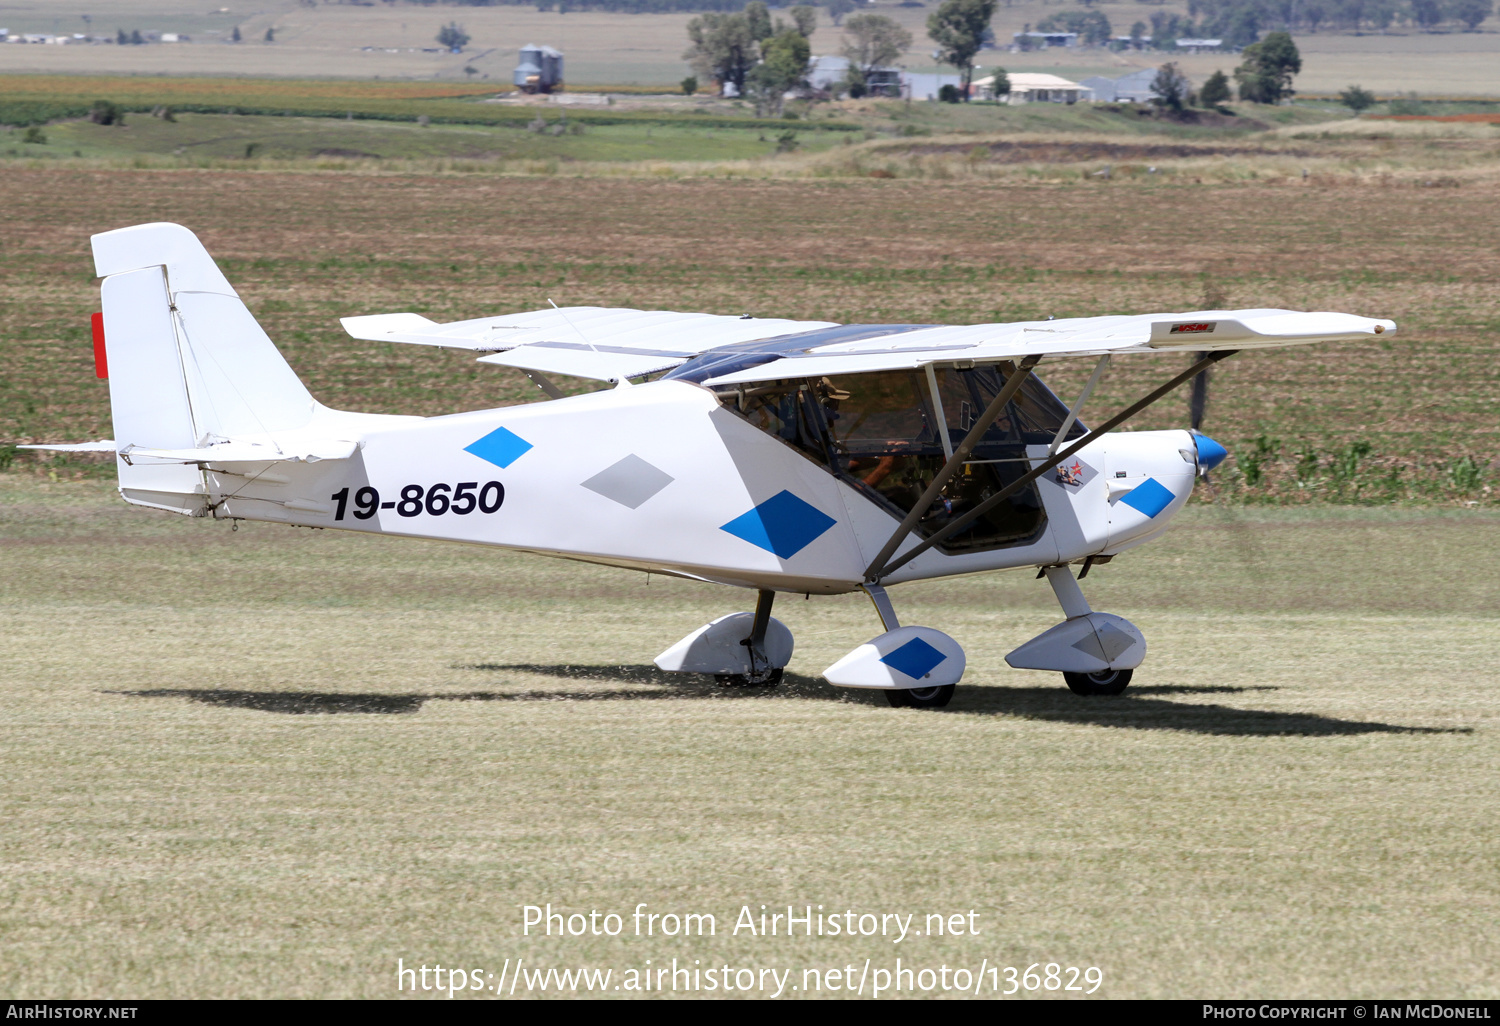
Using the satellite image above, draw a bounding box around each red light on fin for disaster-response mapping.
[91,312,107,379]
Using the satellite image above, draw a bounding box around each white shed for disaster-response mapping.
[981,72,1089,105]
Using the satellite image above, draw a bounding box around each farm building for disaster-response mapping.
[807,55,902,97]
[983,72,1089,104]
[902,71,963,101]
[1012,30,1079,49]
[1175,38,1229,53]
[514,44,563,94]
[1080,68,1162,103]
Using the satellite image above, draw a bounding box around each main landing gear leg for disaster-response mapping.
[861,585,957,709]
[1041,566,1134,697]
[718,589,784,687]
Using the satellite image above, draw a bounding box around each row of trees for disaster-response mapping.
[426,0,858,13]
[1042,0,1489,53]
[687,0,1006,105]
[1146,31,1300,110]
[382,0,1493,27]
[1182,0,1490,40]
[684,2,816,112]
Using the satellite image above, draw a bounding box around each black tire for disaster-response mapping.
[715,667,784,688]
[884,684,955,708]
[1063,667,1133,696]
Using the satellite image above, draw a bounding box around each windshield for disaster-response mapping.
[722,366,1083,554]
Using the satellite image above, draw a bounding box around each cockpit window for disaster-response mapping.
[721,366,1084,555]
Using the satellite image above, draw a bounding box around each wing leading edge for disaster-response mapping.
[699,309,1396,387]
[341,306,1394,386]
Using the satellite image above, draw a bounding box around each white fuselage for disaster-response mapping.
[187,380,1198,594]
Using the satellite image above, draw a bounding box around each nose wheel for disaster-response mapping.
[1063,668,1133,696]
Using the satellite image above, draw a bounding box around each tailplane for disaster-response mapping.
[89,223,322,514]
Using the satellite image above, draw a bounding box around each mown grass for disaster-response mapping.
[0,475,1496,998]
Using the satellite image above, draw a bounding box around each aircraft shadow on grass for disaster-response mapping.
[111,666,1466,738]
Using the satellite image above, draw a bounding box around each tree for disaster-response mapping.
[1150,62,1189,111]
[747,28,810,115]
[681,75,699,95]
[437,22,470,52]
[1234,30,1300,103]
[989,66,1011,98]
[841,13,912,81]
[89,100,124,126]
[130,29,144,45]
[1338,84,1376,112]
[1036,9,1112,45]
[824,0,857,27]
[684,12,759,96]
[1409,0,1444,27]
[116,28,128,45]
[927,0,997,101]
[1199,68,1232,106]
[1446,0,1493,29]
[230,25,241,43]
[745,0,773,42]
[1129,20,1147,46]
[263,26,275,43]
[788,5,818,38]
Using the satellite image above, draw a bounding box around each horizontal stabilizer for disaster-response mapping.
[19,440,117,453]
[120,440,359,464]
[337,312,464,347]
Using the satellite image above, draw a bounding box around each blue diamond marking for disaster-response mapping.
[719,490,836,559]
[1119,477,1175,518]
[880,637,947,680]
[464,425,533,469]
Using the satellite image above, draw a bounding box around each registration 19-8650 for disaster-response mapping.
[329,482,505,521]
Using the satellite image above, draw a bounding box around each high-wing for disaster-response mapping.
[700,309,1395,386]
[342,306,1394,385]
[340,307,839,382]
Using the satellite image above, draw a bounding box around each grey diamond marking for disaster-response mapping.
[1071,622,1136,663]
[1096,622,1136,662]
[1071,631,1107,661]
[580,454,674,509]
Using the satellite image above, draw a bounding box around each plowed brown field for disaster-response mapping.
[3,168,1495,501]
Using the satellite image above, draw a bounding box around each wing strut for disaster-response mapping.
[1049,354,1110,456]
[867,349,1239,583]
[862,355,1042,583]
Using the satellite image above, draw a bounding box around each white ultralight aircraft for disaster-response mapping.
[31,223,1398,708]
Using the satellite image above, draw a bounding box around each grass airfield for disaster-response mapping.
[1,475,1497,998]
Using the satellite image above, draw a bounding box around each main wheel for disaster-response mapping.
[885,684,955,708]
[715,667,784,688]
[1063,668,1133,696]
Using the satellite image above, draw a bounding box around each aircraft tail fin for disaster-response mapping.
[91,222,318,514]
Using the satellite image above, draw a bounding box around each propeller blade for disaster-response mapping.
[1189,350,1210,432]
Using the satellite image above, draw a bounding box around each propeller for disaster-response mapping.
[1189,278,1227,475]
